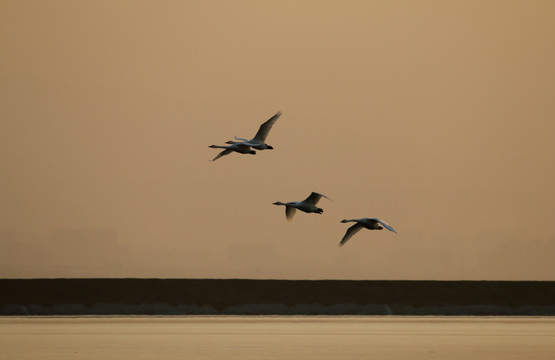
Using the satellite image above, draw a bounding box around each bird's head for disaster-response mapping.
[317,208,324,214]
[377,225,383,230]
[266,145,274,150]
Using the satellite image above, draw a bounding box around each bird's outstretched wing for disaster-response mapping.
[372,218,397,233]
[252,111,281,143]
[303,191,330,205]
[212,149,232,161]
[339,223,364,246]
[285,206,296,221]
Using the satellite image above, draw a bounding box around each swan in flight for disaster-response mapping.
[339,218,397,246]
[225,111,281,150]
[273,192,331,221]
[208,143,256,161]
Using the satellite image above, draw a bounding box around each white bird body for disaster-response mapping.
[226,111,281,150]
[273,192,331,221]
[208,143,256,161]
[339,218,397,246]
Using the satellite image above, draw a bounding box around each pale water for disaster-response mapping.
[1,316,554,359]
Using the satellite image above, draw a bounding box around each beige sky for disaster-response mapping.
[1,0,554,280]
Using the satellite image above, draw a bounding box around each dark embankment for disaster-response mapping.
[1,279,554,315]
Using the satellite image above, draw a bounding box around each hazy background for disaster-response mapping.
[1,0,554,280]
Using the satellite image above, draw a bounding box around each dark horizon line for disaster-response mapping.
[2,277,554,282]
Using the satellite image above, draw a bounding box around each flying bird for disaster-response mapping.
[339,218,397,246]
[273,192,331,221]
[208,143,256,161]
[225,111,281,150]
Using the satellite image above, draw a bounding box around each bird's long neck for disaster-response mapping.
[341,219,356,223]
[209,145,227,149]
[273,201,286,206]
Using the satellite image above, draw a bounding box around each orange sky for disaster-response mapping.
[1,1,554,279]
